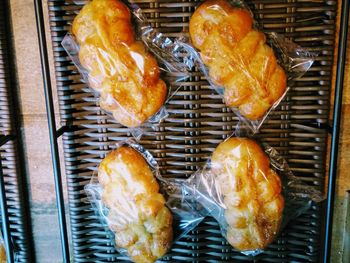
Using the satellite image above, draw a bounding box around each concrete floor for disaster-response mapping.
[329,3,350,262]
[7,0,350,262]
[10,1,66,262]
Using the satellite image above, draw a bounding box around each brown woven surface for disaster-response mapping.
[48,0,336,261]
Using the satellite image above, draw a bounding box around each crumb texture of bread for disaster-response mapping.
[211,138,284,251]
[98,147,173,263]
[72,0,167,127]
[189,0,287,120]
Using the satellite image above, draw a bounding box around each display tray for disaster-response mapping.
[0,1,34,262]
[47,0,336,261]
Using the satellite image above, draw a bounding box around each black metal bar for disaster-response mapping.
[2,0,36,261]
[33,0,70,262]
[56,124,77,138]
[324,0,350,261]
[0,136,15,148]
[0,154,14,263]
[56,126,69,138]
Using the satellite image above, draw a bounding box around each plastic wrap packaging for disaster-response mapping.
[178,0,316,133]
[62,0,190,138]
[85,139,207,263]
[0,231,14,263]
[0,232,5,263]
[182,136,324,256]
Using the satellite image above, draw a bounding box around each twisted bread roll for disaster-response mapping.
[189,0,287,120]
[98,147,173,263]
[211,138,284,251]
[72,0,167,127]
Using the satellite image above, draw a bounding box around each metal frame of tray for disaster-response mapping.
[0,0,35,262]
[34,0,349,262]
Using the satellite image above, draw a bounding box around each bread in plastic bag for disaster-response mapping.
[0,230,14,263]
[179,0,316,133]
[85,139,207,263]
[0,232,5,263]
[62,0,189,136]
[182,136,324,256]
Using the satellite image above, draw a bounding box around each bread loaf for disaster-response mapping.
[98,147,173,263]
[211,138,284,251]
[189,0,287,120]
[72,0,167,127]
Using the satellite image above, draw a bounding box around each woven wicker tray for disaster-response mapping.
[47,0,336,261]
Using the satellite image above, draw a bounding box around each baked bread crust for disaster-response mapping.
[0,244,5,263]
[72,0,167,127]
[189,0,287,120]
[211,138,284,251]
[98,147,173,263]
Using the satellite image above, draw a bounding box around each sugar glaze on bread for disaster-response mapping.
[72,0,167,127]
[98,147,173,263]
[211,138,284,250]
[189,0,287,120]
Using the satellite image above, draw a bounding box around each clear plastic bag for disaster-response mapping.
[0,232,5,263]
[85,139,207,263]
[0,230,16,263]
[177,0,316,133]
[182,135,324,256]
[62,0,190,138]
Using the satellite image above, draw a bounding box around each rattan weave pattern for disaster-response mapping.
[48,0,335,261]
[0,2,32,262]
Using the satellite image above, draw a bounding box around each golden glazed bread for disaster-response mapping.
[211,138,284,251]
[72,0,167,127]
[189,0,287,120]
[98,147,173,263]
[0,244,5,263]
